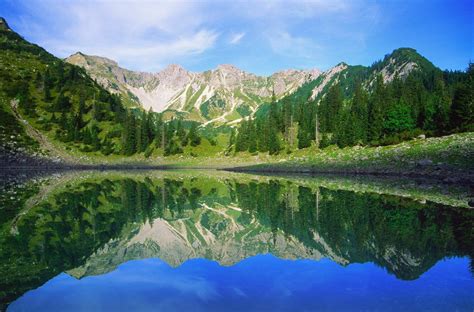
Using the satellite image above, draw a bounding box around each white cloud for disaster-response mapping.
[266,31,321,59]
[14,0,219,71]
[229,32,245,45]
[238,0,381,67]
[43,29,219,71]
[8,0,383,73]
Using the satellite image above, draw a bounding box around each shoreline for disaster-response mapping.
[1,132,472,184]
[225,165,474,184]
[1,161,473,186]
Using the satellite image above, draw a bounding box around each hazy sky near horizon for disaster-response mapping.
[1,0,472,74]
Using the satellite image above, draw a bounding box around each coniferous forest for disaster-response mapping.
[235,60,473,154]
[0,22,205,158]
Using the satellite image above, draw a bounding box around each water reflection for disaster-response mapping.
[1,171,473,310]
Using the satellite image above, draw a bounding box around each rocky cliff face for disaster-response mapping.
[66,53,320,123]
[0,17,11,31]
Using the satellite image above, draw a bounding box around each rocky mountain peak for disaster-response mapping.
[309,63,348,100]
[215,64,243,74]
[0,17,11,31]
[66,52,119,68]
[65,52,90,68]
[156,64,192,88]
[163,64,186,71]
[369,47,434,84]
[161,63,187,74]
[271,68,321,81]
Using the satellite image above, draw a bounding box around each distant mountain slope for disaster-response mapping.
[251,47,436,131]
[234,47,474,154]
[66,53,321,123]
[67,47,435,125]
[284,47,437,106]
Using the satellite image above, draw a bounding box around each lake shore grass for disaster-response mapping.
[2,133,473,183]
[227,132,474,183]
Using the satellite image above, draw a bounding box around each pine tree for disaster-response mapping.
[268,120,280,155]
[90,123,101,151]
[101,136,114,155]
[72,112,83,141]
[384,98,415,135]
[269,90,279,128]
[91,94,101,121]
[256,118,269,152]
[55,92,71,112]
[235,119,249,152]
[82,127,92,145]
[140,111,151,151]
[320,132,330,148]
[59,111,68,129]
[368,75,386,143]
[43,68,52,101]
[50,112,57,123]
[450,63,473,131]
[296,104,309,149]
[64,113,75,142]
[122,112,137,155]
[155,114,163,147]
[248,119,257,153]
[136,117,142,153]
[320,84,343,133]
[227,128,236,154]
[187,123,201,147]
[176,118,187,146]
[350,83,369,144]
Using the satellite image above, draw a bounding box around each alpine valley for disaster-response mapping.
[0,17,472,179]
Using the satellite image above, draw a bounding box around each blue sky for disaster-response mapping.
[1,0,472,75]
[8,256,474,311]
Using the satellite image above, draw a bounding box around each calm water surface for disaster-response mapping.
[1,171,473,311]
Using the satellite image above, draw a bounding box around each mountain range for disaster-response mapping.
[66,52,320,124]
[1,15,471,162]
[65,47,429,124]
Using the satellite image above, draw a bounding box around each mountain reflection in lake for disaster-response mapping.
[1,171,473,311]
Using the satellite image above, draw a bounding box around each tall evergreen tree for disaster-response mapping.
[187,123,201,147]
[319,83,343,133]
[350,83,369,144]
[122,112,137,155]
[368,75,386,142]
[384,98,415,135]
[450,63,473,131]
[248,119,257,153]
[43,68,52,101]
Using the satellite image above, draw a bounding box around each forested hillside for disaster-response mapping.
[234,49,473,154]
[0,18,206,159]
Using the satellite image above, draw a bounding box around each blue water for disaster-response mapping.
[8,255,473,312]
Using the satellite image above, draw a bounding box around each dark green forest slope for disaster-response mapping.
[235,49,473,154]
[0,17,206,160]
